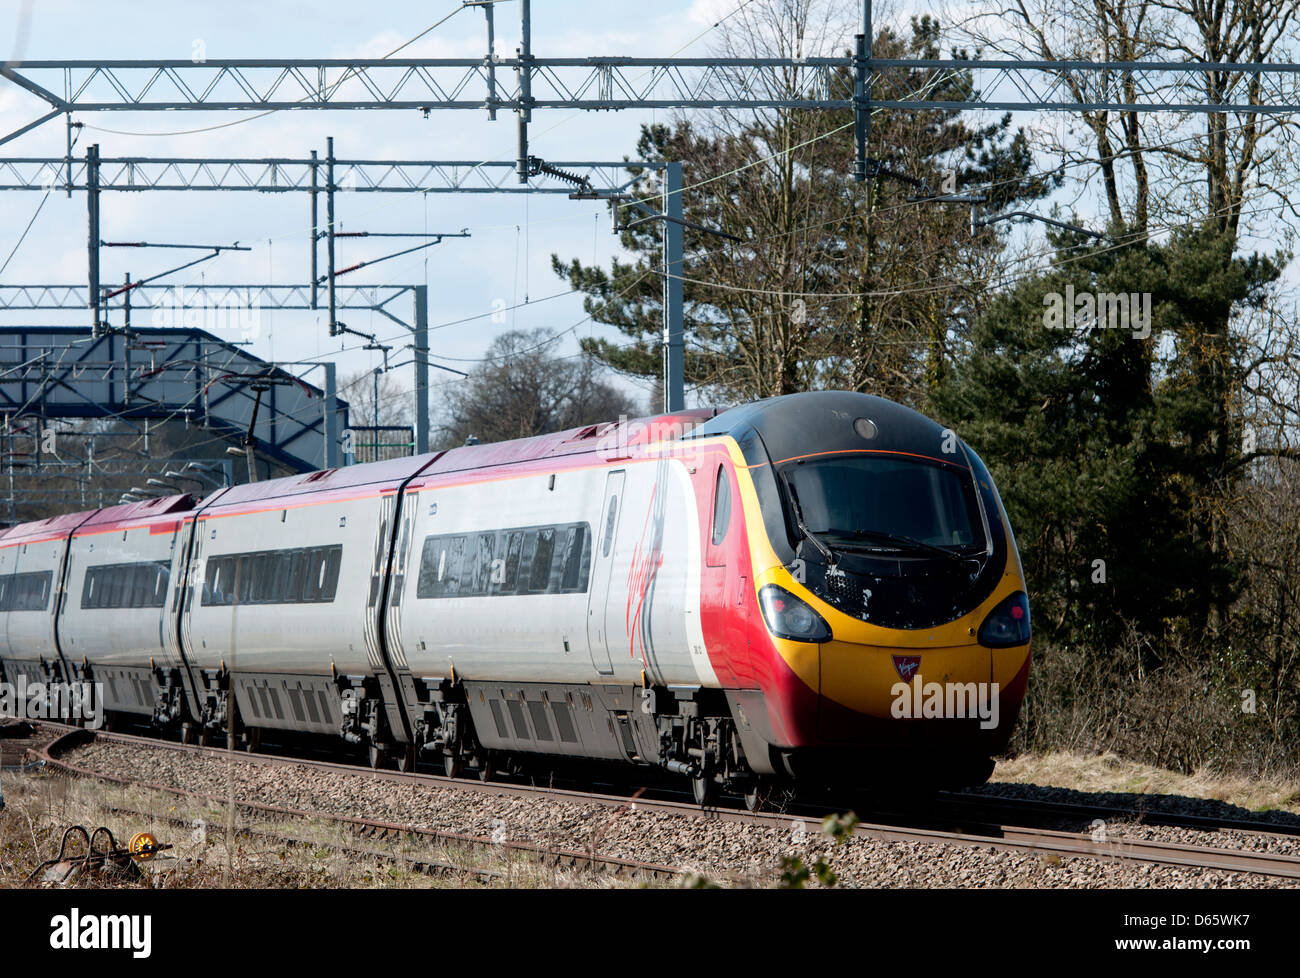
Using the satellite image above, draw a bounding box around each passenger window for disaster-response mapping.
[711,466,731,546]
[214,558,231,604]
[263,553,280,603]
[413,524,593,600]
[261,554,280,603]
[305,550,325,601]
[242,555,259,603]
[128,565,146,608]
[502,531,524,593]
[101,569,117,608]
[443,536,467,595]
[560,525,587,591]
[416,536,442,598]
[319,546,342,601]
[284,551,305,602]
[472,532,496,595]
[2,570,54,612]
[529,528,556,592]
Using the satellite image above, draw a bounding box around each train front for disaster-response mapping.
[706,391,1032,788]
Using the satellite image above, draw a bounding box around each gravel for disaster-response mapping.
[51,740,1300,888]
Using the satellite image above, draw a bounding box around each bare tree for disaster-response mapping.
[338,368,413,429]
[559,3,1049,408]
[435,329,641,447]
[954,0,1300,239]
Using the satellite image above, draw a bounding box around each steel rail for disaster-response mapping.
[33,727,681,882]
[26,723,1300,883]
[937,790,1300,841]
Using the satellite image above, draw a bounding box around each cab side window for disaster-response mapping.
[711,466,732,546]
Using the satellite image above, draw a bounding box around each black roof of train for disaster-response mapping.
[690,390,957,465]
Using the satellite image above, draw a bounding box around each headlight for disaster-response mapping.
[758,584,832,643]
[977,591,1031,648]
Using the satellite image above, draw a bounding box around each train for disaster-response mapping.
[0,390,1031,809]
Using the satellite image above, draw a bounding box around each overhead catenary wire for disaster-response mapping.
[10,10,1296,452]
[53,20,978,345]
[0,123,79,277]
[79,4,473,139]
[14,170,1287,470]
[36,265,658,464]
[0,186,50,278]
[31,108,1291,355]
[109,112,1297,427]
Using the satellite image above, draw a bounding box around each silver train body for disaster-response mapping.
[0,418,727,773]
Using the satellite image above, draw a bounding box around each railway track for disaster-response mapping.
[24,723,1300,884]
[0,718,58,770]
[24,726,682,885]
[36,800,512,885]
[935,790,1300,840]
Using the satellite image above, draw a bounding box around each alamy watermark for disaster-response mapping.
[1043,284,1151,340]
[595,413,705,460]
[150,286,262,341]
[50,909,151,959]
[0,677,103,728]
[890,676,1001,730]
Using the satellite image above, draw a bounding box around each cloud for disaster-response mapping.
[686,0,739,28]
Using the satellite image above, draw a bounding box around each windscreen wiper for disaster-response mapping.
[828,528,974,562]
[779,472,839,567]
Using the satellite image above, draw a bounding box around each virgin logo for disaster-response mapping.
[892,655,921,681]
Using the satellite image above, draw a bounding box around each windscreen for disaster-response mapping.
[785,455,983,550]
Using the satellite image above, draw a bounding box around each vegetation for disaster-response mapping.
[550,0,1300,778]
[0,773,659,890]
[433,328,639,448]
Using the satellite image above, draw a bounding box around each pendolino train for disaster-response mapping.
[0,391,1031,808]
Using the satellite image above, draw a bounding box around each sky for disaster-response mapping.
[1,0,1295,426]
[1,0,778,416]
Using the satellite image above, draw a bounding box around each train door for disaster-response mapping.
[166,518,205,722]
[586,469,625,676]
[13,537,69,683]
[705,462,751,682]
[154,523,184,673]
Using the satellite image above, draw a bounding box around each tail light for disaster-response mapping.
[759,584,832,643]
[978,591,1031,648]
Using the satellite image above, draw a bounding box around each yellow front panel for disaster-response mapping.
[819,641,992,717]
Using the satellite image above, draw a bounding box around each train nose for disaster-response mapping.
[816,638,1030,746]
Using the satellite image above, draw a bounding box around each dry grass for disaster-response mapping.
[0,771,665,889]
[994,750,1300,815]
[1010,642,1300,780]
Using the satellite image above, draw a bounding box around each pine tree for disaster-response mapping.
[552,18,1055,407]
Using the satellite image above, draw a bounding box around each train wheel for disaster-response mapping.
[396,745,417,773]
[443,749,463,779]
[243,727,260,753]
[198,726,213,748]
[475,753,494,783]
[743,779,773,813]
[691,773,715,807]
[368,743,387,769]
[181,722,197,745]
